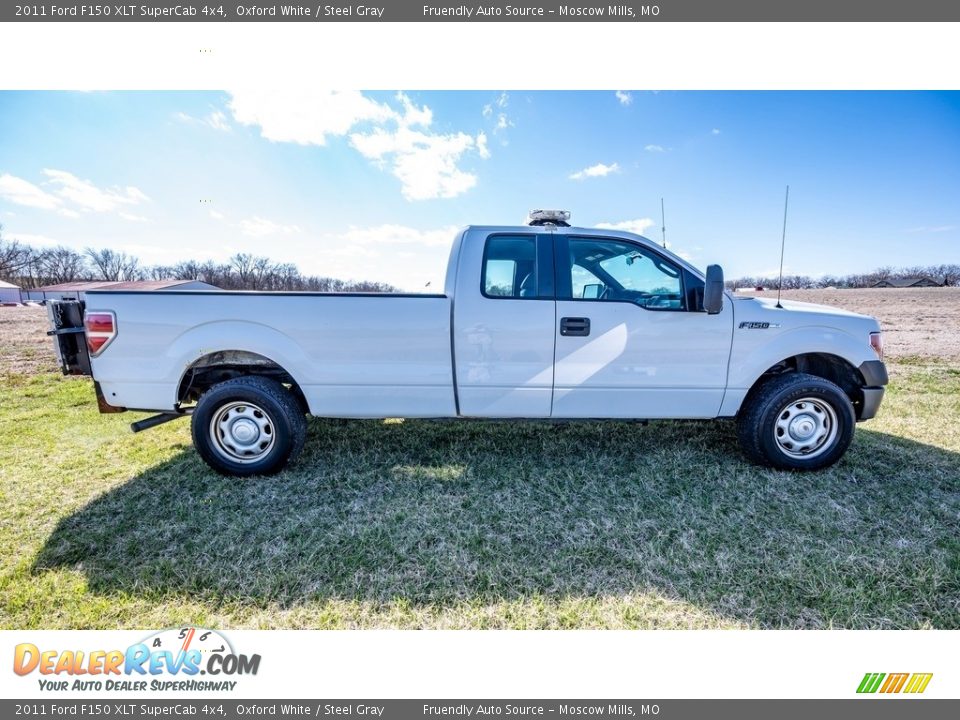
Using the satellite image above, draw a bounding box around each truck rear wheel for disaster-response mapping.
[736,372,855,471]
[191,376,307,476]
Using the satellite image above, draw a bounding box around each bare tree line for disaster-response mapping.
[2,226,956,293]
[726,265,960,291]
[0,226,400,293]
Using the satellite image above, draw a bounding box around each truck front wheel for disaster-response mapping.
[736,372,855,471]
[191,376,307,476]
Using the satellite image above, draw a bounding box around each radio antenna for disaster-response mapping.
[660,197,667,249]
[776,185,790,309]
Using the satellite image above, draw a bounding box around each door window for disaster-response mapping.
[482,236,538,298]
[566,237,686,310]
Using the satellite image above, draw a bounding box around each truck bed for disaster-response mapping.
[84,290,457,417]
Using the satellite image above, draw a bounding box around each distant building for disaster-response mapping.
[0,279,22,304]
[22,279,218,302]
[870,277,942,288]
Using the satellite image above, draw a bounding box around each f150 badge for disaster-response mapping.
[739,321,781,329]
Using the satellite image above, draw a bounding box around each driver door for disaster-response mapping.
[551,235,732,419]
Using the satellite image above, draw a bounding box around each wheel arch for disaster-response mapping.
[177,349,309,413]
[740,352,865,416]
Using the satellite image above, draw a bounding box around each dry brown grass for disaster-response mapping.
[750,287,960,360]
[0,306,58,374]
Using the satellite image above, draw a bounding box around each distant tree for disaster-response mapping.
[85,247,142,282]
[0,225,32,281]
[39,246,87,284]
[148,265,174,281]
[935,263,960,287]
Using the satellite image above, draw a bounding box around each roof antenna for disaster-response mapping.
[775,185,790,309]
[660,197,667,249]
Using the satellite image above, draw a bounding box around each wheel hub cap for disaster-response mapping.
[229,418,259,444]
[774,397,839,460]
[789,415,817,440]
[209,401,276,464]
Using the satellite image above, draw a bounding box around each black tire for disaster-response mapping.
[736,372,855,471]
[191,376,307,477]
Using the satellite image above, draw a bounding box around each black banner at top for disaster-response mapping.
[5,0,960,22]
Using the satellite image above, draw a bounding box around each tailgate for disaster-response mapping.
[46,299,92,376]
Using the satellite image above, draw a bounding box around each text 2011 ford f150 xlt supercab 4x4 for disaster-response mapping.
[47,211,888,476]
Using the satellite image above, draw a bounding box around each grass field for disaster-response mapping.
[1,292,959,629]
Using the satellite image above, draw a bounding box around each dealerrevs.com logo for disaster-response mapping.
[857,672,933,694]
[13,628,260,692]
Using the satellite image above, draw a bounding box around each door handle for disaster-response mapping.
[560,317,591,337]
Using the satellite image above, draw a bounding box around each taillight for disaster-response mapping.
[869,331,884,361]
[84,311,117,357]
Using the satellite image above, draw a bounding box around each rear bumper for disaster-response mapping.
[857,360,888,421]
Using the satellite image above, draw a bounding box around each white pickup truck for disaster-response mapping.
[47,211,888,476]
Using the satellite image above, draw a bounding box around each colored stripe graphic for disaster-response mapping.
[904,673,934,694]
[857,672,932,694]
[880,673,909,693]
[857,673,885,693]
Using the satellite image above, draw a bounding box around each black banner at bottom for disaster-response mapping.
[3,700,956,719]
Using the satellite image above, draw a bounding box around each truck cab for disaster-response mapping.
[450,221,732,420]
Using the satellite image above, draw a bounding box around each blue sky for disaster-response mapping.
[0,90,957,290]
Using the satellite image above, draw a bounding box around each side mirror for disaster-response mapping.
[703,264,724,314]
[582,283,602,299]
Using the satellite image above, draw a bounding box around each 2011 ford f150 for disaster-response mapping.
[47,211,888,476]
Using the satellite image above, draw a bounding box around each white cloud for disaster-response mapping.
[711,128,721,135]
[229,90,484,201]
[644,144,665,153]
[340,224,460,248]
[205,110,230,131]
[0,173,62,210]
[228,89,397,146]
[569,162,620,180]
[209,210,225,220]
[3,232,62,248]
[484,92,513,135]
[118,212,149,223]
[0,171,144,218]
[238,216,301,237]
[175,109,232,131]
[311,224,459,290]
[595,218,656,235]
[43,169,149,213]
[350,126,482,201]
[476,131,491,160]
[615,91,632,106]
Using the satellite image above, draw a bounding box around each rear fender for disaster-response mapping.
[169,321,311,403]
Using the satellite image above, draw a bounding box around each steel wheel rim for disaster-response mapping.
[773,396,838,459]
[209,401,276,464]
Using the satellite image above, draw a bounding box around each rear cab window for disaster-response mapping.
[481,234,554,299]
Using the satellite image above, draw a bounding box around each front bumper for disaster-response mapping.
[857,360,888,421]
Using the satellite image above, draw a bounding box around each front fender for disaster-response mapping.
[721,325,875,416]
